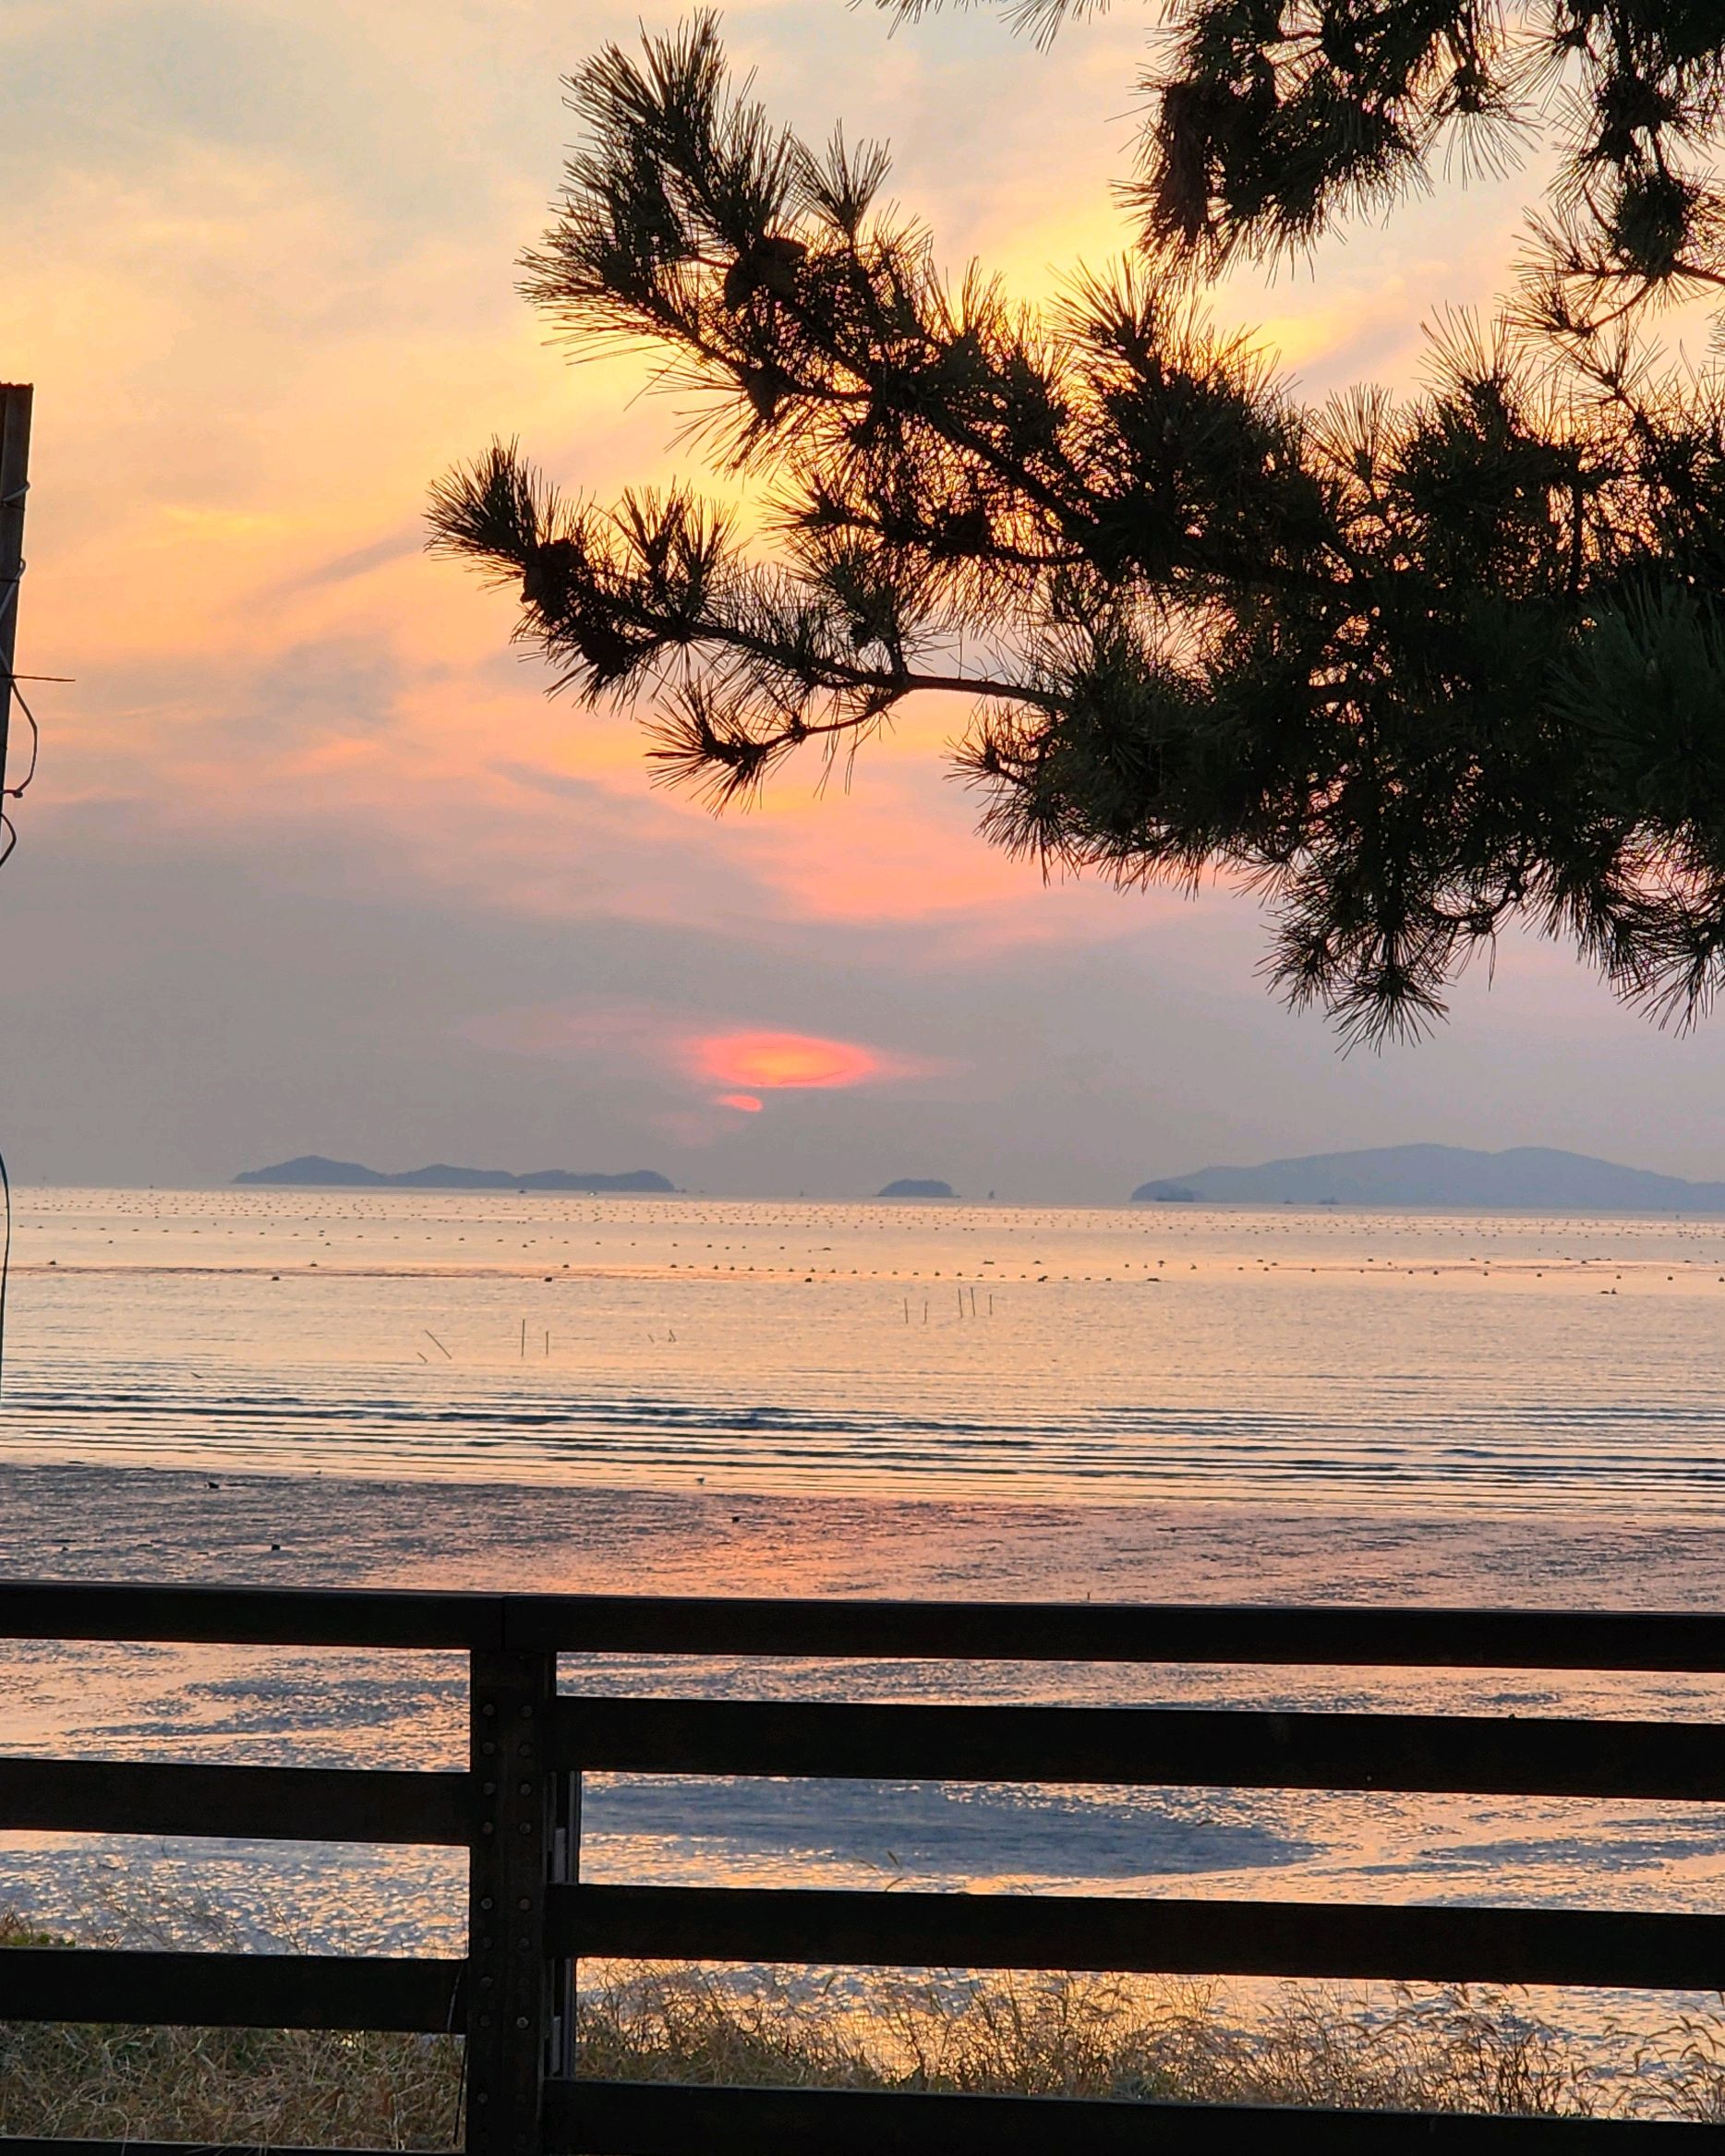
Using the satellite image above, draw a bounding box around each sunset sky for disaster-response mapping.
[6,0,1725,1198]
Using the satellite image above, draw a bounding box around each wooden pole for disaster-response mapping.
[466,1644,556,2156]
[0,384,32,801]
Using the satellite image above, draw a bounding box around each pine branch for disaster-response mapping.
[431,9,1725,1042]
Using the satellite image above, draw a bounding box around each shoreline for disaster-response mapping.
[4,1460,1723,1606]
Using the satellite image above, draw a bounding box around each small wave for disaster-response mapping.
[7,1362,1725,1509]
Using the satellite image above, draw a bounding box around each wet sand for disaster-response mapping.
[6,1459,1725,1606]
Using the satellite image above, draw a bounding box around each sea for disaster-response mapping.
[5,1183,1725,2038]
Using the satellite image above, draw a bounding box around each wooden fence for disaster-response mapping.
[3,1583,1725,2150]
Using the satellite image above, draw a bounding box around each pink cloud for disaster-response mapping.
[462,1006,947,1096]
[685,1030,935,1095]
[685,1029,892,1091]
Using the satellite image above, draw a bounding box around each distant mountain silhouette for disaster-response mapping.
[1131,1144,1725,1211]
[236,1154,674,1193]
[877,1178,958,1199]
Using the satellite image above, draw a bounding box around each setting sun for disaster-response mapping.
[688,1030,888,1091]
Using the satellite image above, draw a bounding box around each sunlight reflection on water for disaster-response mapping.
[7,1186,1725,1508]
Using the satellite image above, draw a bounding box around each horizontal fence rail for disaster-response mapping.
[562,1693,1725,1801]
[550,2080,1712,2154]
[0,1946,464,2031]
[12,1581,1725,1667]
[0,1582,495,1650]
[3,1580,1725,2156]
[559,1883,1725,1992]
[509,1593,1725,1669]
[0,1755,471,1844]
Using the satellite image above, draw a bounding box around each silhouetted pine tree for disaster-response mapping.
[430,6,1725,1041]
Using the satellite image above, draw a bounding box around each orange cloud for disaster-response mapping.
[687,1029,894,1090]
[461,1006,947,1095]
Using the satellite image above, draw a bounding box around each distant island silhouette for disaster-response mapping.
[237,1155,674,1193]
[1132,1144,1725,1211]
[877,1178,957,1200]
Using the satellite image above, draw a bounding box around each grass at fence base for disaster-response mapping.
[0,1910,463,2148]
[574,1961,1725,2123]
[6,1913,1725,2139]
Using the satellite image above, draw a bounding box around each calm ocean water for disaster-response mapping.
[7,1185,1725,1999]
[6,1184,1725,1508]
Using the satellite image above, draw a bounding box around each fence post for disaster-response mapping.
[549,1754,580,2081]
[467,1644,557,2156]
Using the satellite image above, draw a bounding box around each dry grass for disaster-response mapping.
[578,1963,1608,2113]
[0,1909,462,2150]
[6,1906,1725,2139]
[577,1962,1725,2122]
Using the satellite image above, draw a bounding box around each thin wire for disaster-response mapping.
[0,537,24,648]
[4,681,39,795]
[0,518,34,837]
